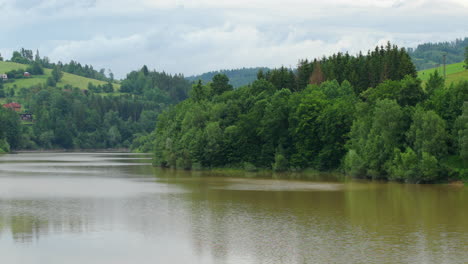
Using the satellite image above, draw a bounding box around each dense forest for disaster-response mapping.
[140,43,467,183]
[120,66,190,104]
[0,63,191,150]
[408,38,468,70]
[186,67,270,88]
[1,43,467,182]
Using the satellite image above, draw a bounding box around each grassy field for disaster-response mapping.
[444,69,468,85]
[0,61,120,91]
[0,61,27,73]
[418,62,467,84]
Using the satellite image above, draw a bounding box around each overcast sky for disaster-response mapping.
[1,0,467,78]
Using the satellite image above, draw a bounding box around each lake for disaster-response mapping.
[0,152,466,263]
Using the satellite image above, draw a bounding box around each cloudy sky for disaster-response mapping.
[1,0,467,78]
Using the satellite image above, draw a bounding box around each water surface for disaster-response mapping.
[0,153,466,263]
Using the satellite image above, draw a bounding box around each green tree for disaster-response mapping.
[27,61,44,75]
[11,50,31,64]
[0,82,4,98]
[257,69,265,80]
[52,66,63,82]
[267,67,296,91]
[407,108,447,158]
[191,80,206,102]
[289,89,327,168]
[419,152,440,182]
[35,49,41,63]
[455,102,468,164]
[362,76,425,107]
[102,82,114,93]
[211,74,233,96]
[0,138,10,153]
[272,145,288,172]
[141,65,149,76]
[425,70,444,96]
[345,100,404,178]
[108,126,122,147]
[389,147,419,182]
[0,108,21,149]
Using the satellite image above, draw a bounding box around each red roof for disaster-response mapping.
[3,102,21,109]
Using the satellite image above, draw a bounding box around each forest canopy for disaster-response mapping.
[142,43,467,183]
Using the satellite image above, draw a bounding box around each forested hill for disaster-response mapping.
[186,37,468,84]
[186,67,270,88]
[408,37,468,70]
[120,66,190,104]
[0,62,191,151]
[142,43,467,183]
[6,48,113,82]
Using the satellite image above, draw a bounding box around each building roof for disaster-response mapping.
[3,102,21,109]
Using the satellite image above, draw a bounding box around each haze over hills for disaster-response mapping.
[186,38,468,88]
[408,37,468,70]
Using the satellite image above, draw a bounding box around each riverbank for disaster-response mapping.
[154,165,467,185]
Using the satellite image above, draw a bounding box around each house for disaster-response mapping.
[23,72,31,77]
[20,113,33,122]
[2,102,21,112]
[1,74,7,80]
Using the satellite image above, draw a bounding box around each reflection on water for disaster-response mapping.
[0,153,466,263]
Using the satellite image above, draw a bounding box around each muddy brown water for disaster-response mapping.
[0,153,466,263]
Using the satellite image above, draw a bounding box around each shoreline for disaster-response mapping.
[12,148,131,153]
[153,165,466,185]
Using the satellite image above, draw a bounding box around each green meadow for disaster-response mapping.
[0,61,120,91]
[418,61,467,84]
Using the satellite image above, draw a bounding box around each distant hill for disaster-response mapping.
[418,61,467,85]
[0,61,119,91]
[186,67,270,88]
[408,38,468,70]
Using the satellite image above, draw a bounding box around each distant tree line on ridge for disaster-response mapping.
[408,37,468,70]
[8,48,113,82]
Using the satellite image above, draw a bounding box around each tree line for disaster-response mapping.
[120,65,190,104]
[2,85,159,149]
[408,38,468,70]
[0,66,191,150]
[186,67,270,88]
[9,48,113,82]
[144,44,467,183]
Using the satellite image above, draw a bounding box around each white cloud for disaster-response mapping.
[0,0,467,78]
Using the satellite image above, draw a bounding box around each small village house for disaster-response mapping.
[2,102,22,112]
[23,72,31,77]
[20,113,33,122]
[0,74,7,80]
